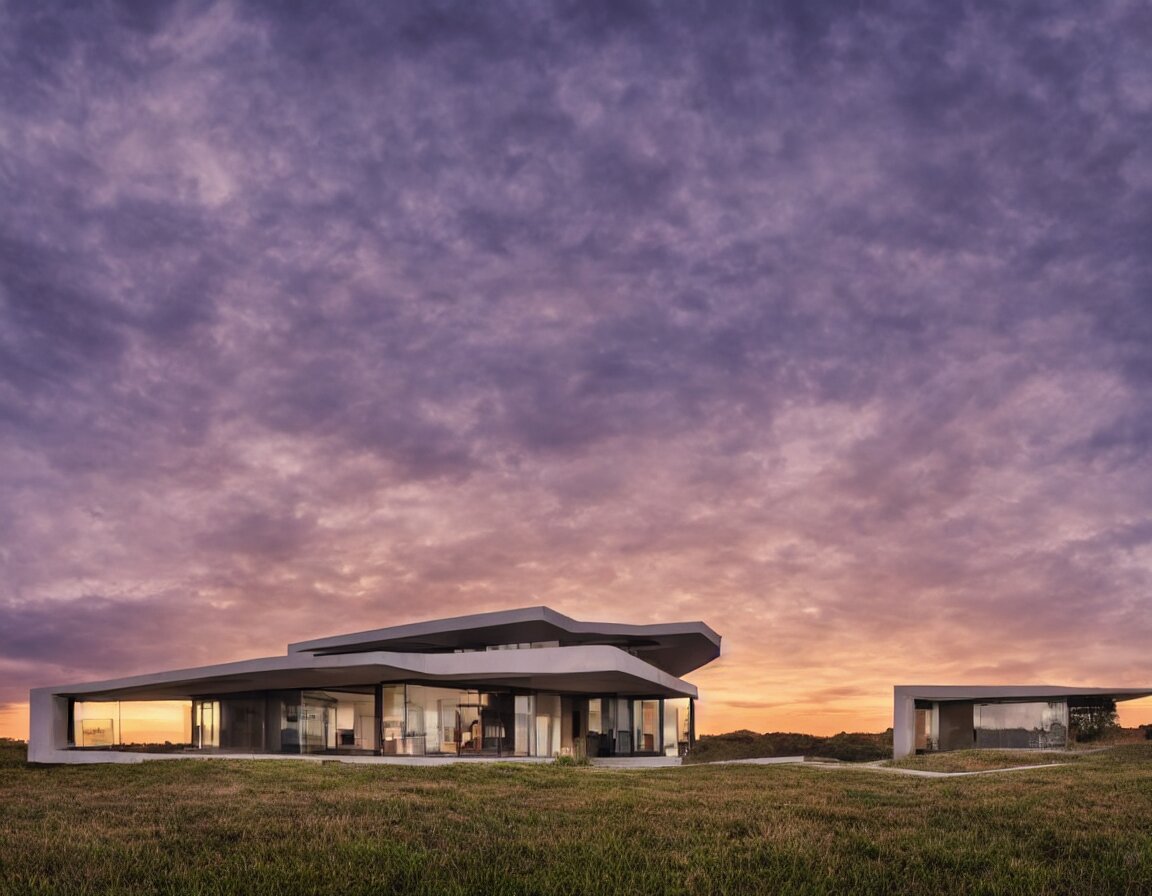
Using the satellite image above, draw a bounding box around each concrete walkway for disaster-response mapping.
[47,750,1074,776]
[859,762,1070,778]
[589,756,683,768]
[674,756,1073,777]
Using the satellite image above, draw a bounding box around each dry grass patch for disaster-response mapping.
[886,750,1081,773]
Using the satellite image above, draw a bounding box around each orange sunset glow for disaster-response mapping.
[4,2,1152,745]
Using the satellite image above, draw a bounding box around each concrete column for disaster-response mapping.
[373,684,384,756]
[892,687,917,759]
[28,688,71,764]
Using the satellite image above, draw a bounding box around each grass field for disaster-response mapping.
[3,743,1152,894]
[883,749,1084,774]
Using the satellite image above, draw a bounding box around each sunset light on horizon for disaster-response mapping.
[3,2,1152,743]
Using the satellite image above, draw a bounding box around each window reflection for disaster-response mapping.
[380,686,553,757]
[633,699,661,754]
[72,700,193,749]
[70,689,691,758]
[664,698,691,756]
[974,701,1068,749]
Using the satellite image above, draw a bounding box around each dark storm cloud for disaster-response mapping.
[2,0,1151,733]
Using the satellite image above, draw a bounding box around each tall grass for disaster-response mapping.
[2,744,1152,894]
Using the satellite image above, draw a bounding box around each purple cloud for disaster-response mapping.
[2,0,1151,736]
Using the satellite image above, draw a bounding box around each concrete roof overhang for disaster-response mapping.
[42,645,700,702]
[288,606,721,677]
[895,685,1152,704]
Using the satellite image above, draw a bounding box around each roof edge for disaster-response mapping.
[288,605,721,656]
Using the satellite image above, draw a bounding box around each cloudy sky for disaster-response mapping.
[3,0,1151,739]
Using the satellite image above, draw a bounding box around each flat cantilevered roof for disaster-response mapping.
[895,684,1152,703]
[289,605,721,677]
[40,644,702,702]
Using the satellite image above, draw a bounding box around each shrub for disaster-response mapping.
[553,753,591,767]
[685,729,892,764]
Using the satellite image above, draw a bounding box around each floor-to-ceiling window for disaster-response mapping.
[535,694,562,757]
[71,700,192,749]
[381,684,406,753]
[586,698,605,756]
[609,698,631,754]
[513,695,533,757]
[189,690,377,754]
[381,685,536,756]
[975,701,1068,749]
[664,698,692,756]
[632,699,661,754]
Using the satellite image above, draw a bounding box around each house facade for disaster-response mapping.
[893,685,1152,759]
[29,606,721,764]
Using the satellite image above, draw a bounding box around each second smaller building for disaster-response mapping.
[893,685,1152,759]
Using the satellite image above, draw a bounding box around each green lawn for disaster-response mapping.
[3,744,1152,894]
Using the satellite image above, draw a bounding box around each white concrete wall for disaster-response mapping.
[28,687,71,764]
[892,688,917,759]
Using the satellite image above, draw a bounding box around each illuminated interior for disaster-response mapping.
[32,608,718,763]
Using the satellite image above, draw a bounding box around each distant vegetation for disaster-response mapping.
[685,729,893,763]
[4,742,1152,893]
[1069,698,1120,742]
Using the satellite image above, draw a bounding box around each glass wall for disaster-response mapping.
[570,696,691,756]
[227,696,266,750]
[275,690,377,754]
[394,685,488,755]
[195,695,271,751]
[194,699,219,748]
[185,690,378,754]
[384,685,504,756]
[535,694,562,757]
[514,696,532,757]
[378,685,572,757]
[381,684,406,752]
[610,698,631,755]
[586,698,606,757]
[71,689,691,758]
[72,700,192,749]
[914,708,931,752]
[975,701,1068,749]
[580,697,633,756]
[663,698,692,756]
[629,699,662,754]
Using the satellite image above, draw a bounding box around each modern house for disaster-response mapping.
[29,606,721,764]
[893,685,1152,759]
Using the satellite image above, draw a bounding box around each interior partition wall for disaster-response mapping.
[937,701,975,751]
